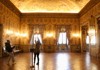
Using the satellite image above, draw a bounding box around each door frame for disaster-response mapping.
[0,24,3,57]
[81,24,89,53]
[96,15,100,58]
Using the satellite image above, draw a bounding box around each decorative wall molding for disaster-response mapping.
[20,13,79,26]
[79,0,100,17]
[0,0,21,17]
[80,2,100,25]
[0,2,20,46]
[80,1,100,56]
[21,13,79,18]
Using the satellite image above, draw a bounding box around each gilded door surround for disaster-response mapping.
[28,24,45,42]
[81,25,88,52]
[55,24,71,44]
[97,17,100,58]
[0,24,3,57]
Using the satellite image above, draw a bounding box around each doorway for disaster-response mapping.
[81,25,89,52]
[57,32,69,52]
[97,17,100,57]
[0,24,3,57]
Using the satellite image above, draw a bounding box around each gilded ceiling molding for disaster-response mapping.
[21,13,79,18]
[21,17,78,25]
[79,0,100,17]
[28,24,46,27]
[0,0,21,17]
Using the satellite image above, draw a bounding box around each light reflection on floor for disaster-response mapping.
[0,52,100,70]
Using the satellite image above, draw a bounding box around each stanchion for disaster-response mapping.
[30,48,34,68]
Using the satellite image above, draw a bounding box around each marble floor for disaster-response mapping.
[0,52,100,70]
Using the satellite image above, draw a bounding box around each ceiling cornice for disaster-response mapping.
[21,13,79,18]
[79,0,100,17]
[0,0,21,17]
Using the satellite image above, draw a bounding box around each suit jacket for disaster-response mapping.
[5,42,13,52]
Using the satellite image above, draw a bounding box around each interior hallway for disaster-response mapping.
[0,52,100,70]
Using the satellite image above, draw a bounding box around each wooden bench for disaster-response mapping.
[2,46,22,57]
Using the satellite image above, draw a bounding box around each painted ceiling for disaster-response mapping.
[10,0,90,13]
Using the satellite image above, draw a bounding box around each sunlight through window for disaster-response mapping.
[58,32,67,44]
[30,34,42,45]
[34,34,42,44]
[86,35,89,44]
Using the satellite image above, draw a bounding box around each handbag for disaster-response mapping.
[30,48,34,52]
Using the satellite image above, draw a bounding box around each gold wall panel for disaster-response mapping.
[20,13,80,52]
[80,2,100,57]
[0,2,20,47]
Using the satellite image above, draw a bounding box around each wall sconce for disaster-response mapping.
[6,30,13,35]
[46,32,53,38]
[20,33,28,37]
[15,32,20,36]
[72,33,80,37]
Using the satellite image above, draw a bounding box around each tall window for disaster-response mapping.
[30,34,42,45]
[34,34,42,44]
[58,32,67,44]
[86,35,89,44]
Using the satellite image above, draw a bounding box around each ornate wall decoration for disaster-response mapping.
[55,24,71,45]
[97,17,100,29]
[80,2,100,56]
[19,13,80,52]
[28,24,45,43]
[0,2,20,46]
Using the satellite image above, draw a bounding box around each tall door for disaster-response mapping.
[81,26,88,52]
[97,17,100,57]
[0,24,3,57]
[99,24,100,55]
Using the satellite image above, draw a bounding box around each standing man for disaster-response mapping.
[34,39,41,65]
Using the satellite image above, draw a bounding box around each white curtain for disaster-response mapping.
[30,34,34,45]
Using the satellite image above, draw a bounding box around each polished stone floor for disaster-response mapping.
[0,52,100,70]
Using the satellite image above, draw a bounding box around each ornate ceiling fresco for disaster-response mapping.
[10,0,90,13]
